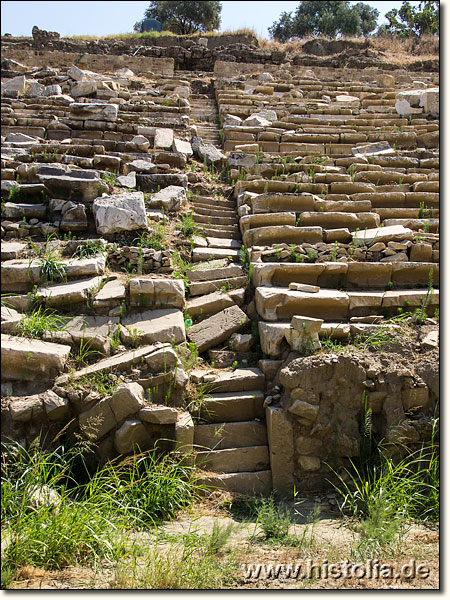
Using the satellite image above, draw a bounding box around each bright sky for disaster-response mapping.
[0,1,431,39]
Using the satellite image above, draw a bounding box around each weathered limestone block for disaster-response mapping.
[266,406,294,495]
[243,225,322,247]
[1,334,71,382]
[186,291,235,320]
[69,102,118,121]
[154,128,174,150]
[121,309,186,346]
[1,306,22,334]
[10,395,45,422]
[259,321,289,357]
[37,276,104,308]
[284,315,323,353]
[255,287,349,321]
[147,185,187,212]
[352,225,413,245]
[129,277,185,309]
[79,398,117,441]
[139,405,178,424]
[175,411,194,461]
[251,263,325,287]
[250,193,315,214]
[109,382,146,422]
[42,389,69,421]
[115,419,149,454]
[187,305,249,352]
[93,192,147,234]
[288,400,320,421]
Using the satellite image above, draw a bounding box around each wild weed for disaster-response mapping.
[16,306,67,339]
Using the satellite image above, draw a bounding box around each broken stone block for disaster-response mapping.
[43,389,70,421]
[10,395,44,422]
[129,277,185,309]
[1,334,71,382]
[121,309,186,346]
[69,102,118,121]
[172,138,193,158]
[154,128,174,150]
[288,400,319,421]
[1,306,22,334]
[79,397,116,441]
[109,382,146,422]
[114,419,149,454]
[229,333,253,352]
[191,137,226,165]
[187,305,249,353]
[147,185,187,212]
[266,406,294,495]
[93,191,147,234]
[139,405,178,424]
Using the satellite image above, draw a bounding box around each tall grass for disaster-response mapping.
[329,420,439,556]
[1,439,202,572]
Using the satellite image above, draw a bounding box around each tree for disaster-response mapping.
[136,1,222,35]
[269,1,379,41]
[379,1,439,38]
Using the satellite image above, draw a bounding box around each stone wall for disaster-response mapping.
[267,350,438,494]
[1,50,174,76]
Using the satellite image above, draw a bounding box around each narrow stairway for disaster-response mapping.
[184,76,273,495]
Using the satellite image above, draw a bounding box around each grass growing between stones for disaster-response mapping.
[329,426,439,558]
[15,306,68,339]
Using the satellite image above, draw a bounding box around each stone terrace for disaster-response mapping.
[1,44,439,498]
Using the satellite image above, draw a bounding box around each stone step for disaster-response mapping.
[193,213,238,226]
[192,247,241,262]
[187,304,248,352]
[1,334,71,382]
[192,196,236,210]
[197,470,272,496]
[199,226,241,240]
[206,237,242,250]
[190,367,265,393]
[194,205,237,218]
[192,390,265,423]
[187,261,244,283]
[196,445,270,473]
[1,256,106,293]
[186,290,235,320]
[255,286,439,322]
[194,420,268,450]
[251,262,439,290]
[189,276,247,297]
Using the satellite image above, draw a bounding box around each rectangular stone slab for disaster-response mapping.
[255,287,349,321]
[187,305,248,353]
[196,446,270,473]
[1,334,71,382]
[121,308,186,346]
[194,421,268,450]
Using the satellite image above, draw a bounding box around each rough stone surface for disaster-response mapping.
[93,192,147,234]
[187,305,249,352]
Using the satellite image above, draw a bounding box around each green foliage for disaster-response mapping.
[72,239,105,259]
[139,1,222,35]
[255,496,291,540]
[178,211,200,238]
[132,221,166,251]
[16,306,67,339]
[1,440,202,572]
[379,0,439,38]
[269,1,379,41]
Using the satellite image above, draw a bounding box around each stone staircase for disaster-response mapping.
[190,367,272,495]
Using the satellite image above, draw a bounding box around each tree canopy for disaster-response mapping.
[269,1,379,42]
[378,1,439,38]
[136,1,222,35]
